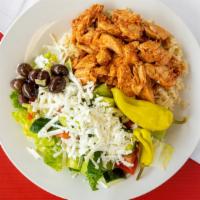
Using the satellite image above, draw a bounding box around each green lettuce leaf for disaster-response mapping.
[10,91,24,110]
[86,152,104,191]
[152,138,174,169]
[160,143,174,169]
[12,109,36,139]
[12,109,63,171]
[35,137,63,171]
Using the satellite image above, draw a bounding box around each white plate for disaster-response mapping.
[0,0,200,199]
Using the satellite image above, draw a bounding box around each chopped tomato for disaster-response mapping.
[27,112,35,121]
[117,158,138,174]
[123,152,137,163]
[56,132,70,139]
[116,150,138,174]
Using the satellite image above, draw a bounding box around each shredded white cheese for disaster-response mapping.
[34,55,49,69]
[31,32,135,168]
[31,72,134,167]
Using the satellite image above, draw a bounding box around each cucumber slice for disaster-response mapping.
[101,97,115,107]
[66,157,83,171]
[94,84,113,98]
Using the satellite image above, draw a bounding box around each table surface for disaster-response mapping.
[1,147,200,200]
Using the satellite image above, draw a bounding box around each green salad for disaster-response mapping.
[10,26,185,190]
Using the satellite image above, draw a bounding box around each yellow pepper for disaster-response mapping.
[134,128,153,166]
[134,128,154,180]
[111,88,174,131]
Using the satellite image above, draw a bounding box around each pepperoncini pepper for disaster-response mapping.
[134,128,154,180]
[111,88,174,131]
[134,128,153,166]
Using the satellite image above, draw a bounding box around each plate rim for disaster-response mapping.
[0,0,200,199]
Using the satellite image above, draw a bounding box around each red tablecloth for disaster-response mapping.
[1,32,200,200]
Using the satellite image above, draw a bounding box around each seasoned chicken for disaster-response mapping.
[78,28,96,46]
[72,4,104,43]
[139,78,155,102]
[112,9,143,41]
[99,33,123,55]
[123,43,139,65]
[109,61,117,77]
[74,54,97,70]
[131,63,147,95]
[112,9,142,24]
[130,41,140,49]
[106,56,119,85]
[117,62,135,96]
[138,41,172,65]
[145,63,181,88]
[71,4,186,106]
[117,61,146,96]
[144,21,170,41]
[77,29,103,53]
[96,48,112,65]
[92,66,109,77]
[75,68,97,84]
[76,44,94,54]
[98,14,121,36]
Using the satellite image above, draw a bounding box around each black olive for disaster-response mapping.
[28,69,41,82]
[48,76,66,93]
[51,64,68,76]
[36,70,50,86]
[22,83,38,99]
[10,78,25,92]
[18,94,29,104]
[17,63,32,78]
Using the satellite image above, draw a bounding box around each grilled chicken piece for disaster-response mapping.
[105,56,120,86]
[92,66,109,77]
[109,61,117,78]
[131,63,147,95]
[144,21,170,40]
[138,41,172,65]
[99,33,123,55]
[112,9,143,41]
[145,62,181,88]
[123,43,139,65]
[74,54,97,70]
[74,67,90,77]
[117,61,146,96]
[72,4,104,43]
[75,68,97,84]
[139,78,155,102]
[98,14,121,36]
[96,48,112,65]
[76,44,94,54]
[78,28,96,45]
[117,62,135,96]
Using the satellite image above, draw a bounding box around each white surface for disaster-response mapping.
[0,0,200,199]
[1,0,200,163]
